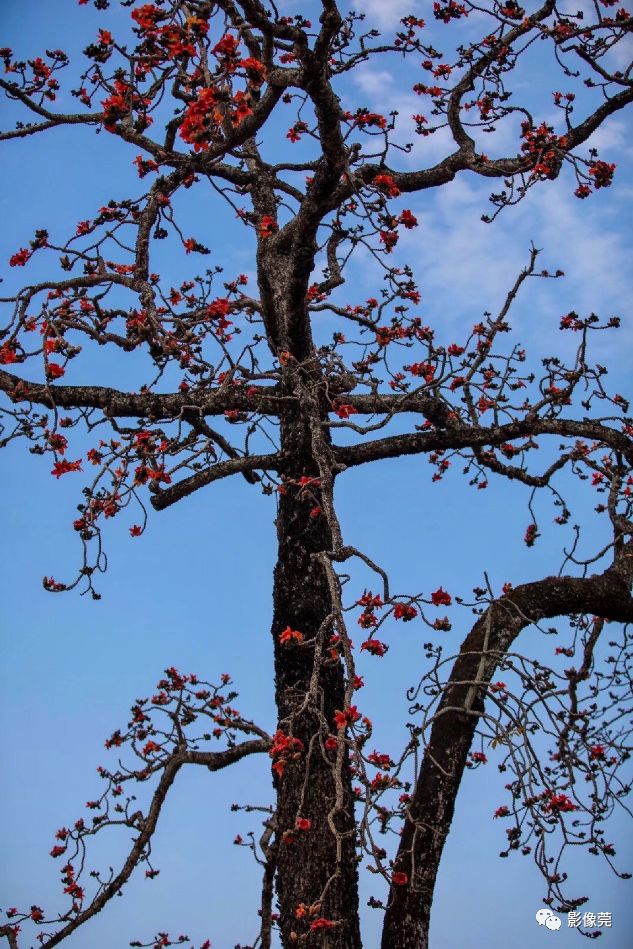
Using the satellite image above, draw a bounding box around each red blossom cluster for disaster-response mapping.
[279,625,304,645]
[333,705,362,730]
[520,121,567,181]
[393,603,417,621]
[543,791,578,814]
[269,730,304,777]
[357,591,383,628]
[101,79,152,133]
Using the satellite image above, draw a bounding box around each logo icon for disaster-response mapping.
[536,908,562,931]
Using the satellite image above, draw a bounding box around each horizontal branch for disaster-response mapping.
[335,416,633,469]
[0,368,284,418]
[150,453,281,510]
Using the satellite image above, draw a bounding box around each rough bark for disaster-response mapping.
[271,406,361,947]
[263,236,361,944]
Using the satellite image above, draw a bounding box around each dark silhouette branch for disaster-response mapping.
[381,544,633,947]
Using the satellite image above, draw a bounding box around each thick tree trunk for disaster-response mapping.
[270,412,361,946]
[379,709,478,949]
[380,601,508,948]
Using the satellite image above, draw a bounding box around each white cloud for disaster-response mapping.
[353,68,396,97]
[391,173,633,370]
[586,118,633,158]
[356,0,420,30]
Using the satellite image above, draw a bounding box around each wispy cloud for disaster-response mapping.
[356,0,419,30]
[391,173,633,369]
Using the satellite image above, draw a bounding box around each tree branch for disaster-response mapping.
[0,368,284,418]
[150,452,281,510]
[335,417,633,469]
[28,739,269,949]
[380,545,633,947]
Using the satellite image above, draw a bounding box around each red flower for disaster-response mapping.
[63,882,84,901]
[380,230,399,252]
[232,91,253,125]
[129,525,143,537]
[392,871,408,886]
[46,362,65,380]
[269,730,304,771]
[258,215,278,238]
[494,805,510,818]
[588,160,616,189]
[241,57,267,85]
[524,523,538,547]
[131,5,163,32]
[334,403,358,419]
[0,343,18,364]
[51,459,82,478]
[333,706,361,730]
[405,361,436,383]
[279,626,304,645]
[49,433,69,455]
[543,791,577,814]
[279,625,304,645]
[393,603,417,621]
[399,209,418,228]
[295,817,312,831]
[374,173,401,197]
[430,587,451,606]
[367,750,392,770]
[287,121,308,142]
[213,33,240,58]
[589,744,605,759]
[353,110,387,129]
[9,247,31,267]
[357,592,383,609]
[360,638,388,657]
[30,906,44,923]
[43,576,66,592]
[179,87,221,151]
[311,918,336,931]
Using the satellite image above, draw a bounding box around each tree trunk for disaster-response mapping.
[379,709,479,949]
[270,414,361,945]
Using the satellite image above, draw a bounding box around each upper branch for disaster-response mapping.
[334,417,633,470]
[0,368,283,419]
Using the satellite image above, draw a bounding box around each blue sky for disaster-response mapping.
[1,2,632,947]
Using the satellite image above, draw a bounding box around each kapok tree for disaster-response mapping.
[1,2,632,947]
